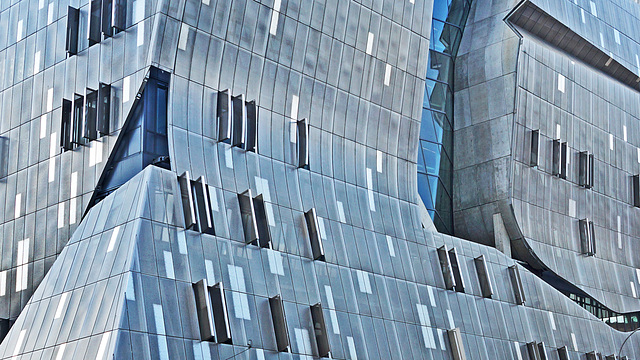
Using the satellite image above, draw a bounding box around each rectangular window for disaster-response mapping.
[509,265,526,305]
[633,175,640,207]
[586,352,597,360]
[245,100,258,152]
[112,0,126,33]
[193,279,215,341]
[304,208,325,261]
[217,90,231,143]
[66,7,80,56]
[238,190,259,245]
[579,152,594,188]
[557,346,569,360]
[552,139,560,176]
[102,0,113,37]
[0,137,8,178]
[298,118,309,168]
[252,194,272,248]
[448,248,465,293]
[210,282,232,344]
[530,129,539,167]
[269,295,290,352]
[98,83,111,135]
[0,319,9,344]
[178,172,197,230]
[72,94,85,146]
[588,153,594,188]
[61,99,73,151]
[447,328,467,360]
[538,343,548,360]
[474,255,493,298]
[527,342,546,360]
[192,176,215,235]
[310,303,330,358]
[437,246,456,291]
[232,94,246,148]
[84,89,98,141]
[560,141,568,179]
[89,0,102,45]
[579,218,596,256]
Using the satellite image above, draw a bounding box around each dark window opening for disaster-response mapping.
[72,94,85,146]
[579,218,596,256]
[474,255,493,298]
[448,248,465,292]
[246,100,258,152]
[66,7,79,56]
[253,194,272,248]
[193,279,232,344]
[298,118,309,168]
[61,99,73,151]
[179,172,197,230]
[557,346,569,360]
[84,89,98,141]
[304,208,325,261]
[579,151,594,188]
[0,137,8,179]
[437,246,456,290]
[232,94,246,148]
[89,0,102,45]
[90,67,170,207]
[633,174,640,207]
[311,303,331,358]
[269,295,290,353]
[509,265,526,305]
[530,129,539,167]
[98,83,111,135]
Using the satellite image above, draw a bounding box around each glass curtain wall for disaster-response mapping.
[418,0,473,234]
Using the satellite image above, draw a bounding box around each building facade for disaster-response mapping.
[0,0,639,359]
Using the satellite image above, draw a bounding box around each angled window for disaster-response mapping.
[245,100,258,152]
[238,190,259,245]
[509,265,526,305]
[552,139,560,176]
[192,176,215,235]
[448,248,465,293]
[83,89,98,141]
[633,174,640,207]
[560,141,568,179]
[91,67,170,204]
[89,0,102,45]
[61,99,73,151]
[304,208,325,261]
[557,346,569,360]
[269,295,290,352]
[311,303,330,358]
[98,83,111,135]
[530,129,539,167]
[579,218,596,256]
[447,328,467,360]
[232,94,246,148]
[193,279,215,341]
[437,246,456,290]
[72,94,85,146]
[298,118,309,168]
[579,151,594,188]
[474,255,493,298]
[179,172,197,230]
[101,0,113,37]
[217,89,232,143]
[66,7,80,56]
[112,0,126,33]
[210,282,232,344]
[0,137,8,178]
[253,194,272,248]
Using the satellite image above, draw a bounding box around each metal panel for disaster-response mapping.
[509,265,526,305]
[474,255,493,298]
[447,328,467,360]
[232,94,246,148]
[193,279,215,341]
[211,282,232,344]
[269,295,290,352]
[178,172,197,230]
[437,246,456,290]
[304,208,325,261]
[217,90,232,142]
[311,303,330,358]
[238,190,259,245]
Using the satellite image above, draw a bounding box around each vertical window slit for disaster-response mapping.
[447,328,467,360]
[232,94,246,148]
[98,83,111,136]
[84,89,98,141]
[252,194,272,248]
[437,246,456,291]
[269,295,290,352]
[245,100,258,152]
[298,118,309,168]
[304,208,325,261]
[178,172,197,230]
[66,7,80,56]
[217,89,231,143]
[530,129,539,167]
[474,255,493,298]
[448,248,465,293]
[509,265,526,305]
[238,190,259,245]
[311,303,330,358]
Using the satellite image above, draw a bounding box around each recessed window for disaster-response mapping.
[66,7,79,56]
[89,0,102,45]
[579,218,596,256]
[217,89,232,143]
[210,282,232,344]
[530,129,539,167]
[238,190,259,245]
[552,140,568,178]
[447,328,467,360]
[98,83,111,135]
[310,303,330,358]
[448,248,465,293]
[474,255,493,298]
[60,99,73,151]
[0,137,8,178]
[245,100,258,152]
[178,172,197,230]
[586,352,598,360]
[557,346,569,360]
[72,94,85,147]
[252,194,272,248]
[579,151,594,188]
[101,0,113,37]
[527,341,548,360]
[437,246,456,290]
[112,0,127,33]
[84,89,98,141]
[269,295,290,352]
[632,175,640,207]
[192,176,215,235]
[304,208,325,261]
[231,94,246,148]
[193,279,232,344]
[298,118,309,168]
[509,265,526,305]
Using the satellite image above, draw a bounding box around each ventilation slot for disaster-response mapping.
[448,248,465,293]
[298,118,309,168]
[530,129,539,167]
[579,218,596,256]
[474,255,493,298]
[509,265,526,305]
[269,295,290,352]
[304,208,325,261]
[178,172,197,230]
[66,7,80,56]
[437,246,456,291]
[447,328,467,360]
[311,303,331,358]
[579,151,594,188]
[232,94,246,148]
[238,190,259,245]
[557,346,569,360]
